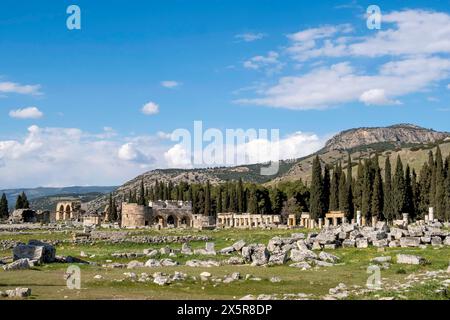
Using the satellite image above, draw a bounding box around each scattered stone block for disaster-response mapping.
[356,239,368,249]
[400,237,421,247]
[372,239,388,248]
[2,258,32,271]
[319,251,340,263]
[289,262,311,270]
[431,237,442,246]
[5,288,31,298]
[219,246,235,255]
[371,256,392,264]
[342,239,355,248]
[268,252,287,265]
[232,240,246,251]
[396,254,427,265]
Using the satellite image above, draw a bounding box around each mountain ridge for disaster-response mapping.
[85,123,450,212]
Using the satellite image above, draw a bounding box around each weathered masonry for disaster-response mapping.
[121,200,198,228]
[55,201,83,221]
[216,213,281,228]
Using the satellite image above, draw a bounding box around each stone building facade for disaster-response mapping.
[55,201,83,221]
[121,202,152,228]
[217,213,282,228]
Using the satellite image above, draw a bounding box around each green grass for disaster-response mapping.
[0,227,449,300]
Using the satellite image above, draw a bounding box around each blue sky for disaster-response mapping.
[1,0,450,188]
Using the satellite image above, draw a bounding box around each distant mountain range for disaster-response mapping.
[86,123,450,212]
[0,186,117,209]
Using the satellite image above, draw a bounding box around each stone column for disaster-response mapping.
[371,216,378,227]
[343,217,347,224]
[362,217,366,226]
[428,207,434,222]
[424,215,429,223]
[356,211,361,226]
[333,217,338,226]
[325,219,330,228]
[402,213,409,225]
[318,218,323,229]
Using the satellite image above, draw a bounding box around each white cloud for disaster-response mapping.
[235,32,266,42]
[243,51,284,74]
[237,131,325,164]
[118,143,153,163]
[447,84,450,89]
[163,131,325,168]
[161,81,180,88]
[164,144,193,169]
[237,57,450,110]
[359,89,401,106]
[0,124,327,187]
[9,107,43,119]
[0,81,42,96]
[141,101,160,115]
[156,131,172,140]
[287,10,450,61]
[0,125,166,188]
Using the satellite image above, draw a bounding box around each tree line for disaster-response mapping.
[0,191,30,220]
[121,146,450,222]
[309,147,450,222]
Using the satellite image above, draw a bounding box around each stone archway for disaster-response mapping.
[180,216,190,227]
[154,215,165,228]
[57,205,65,220]
[64,205,71,220]
[167,215,176,227]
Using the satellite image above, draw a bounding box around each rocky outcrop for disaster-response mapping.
[324,124,449,152]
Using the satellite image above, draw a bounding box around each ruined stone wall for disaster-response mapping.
[121,203,152,228]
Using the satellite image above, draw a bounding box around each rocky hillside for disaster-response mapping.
[86,163,295,212]
[86,124,450,212]
[323,124,449,152]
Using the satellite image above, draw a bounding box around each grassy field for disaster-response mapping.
[0,227,449,300]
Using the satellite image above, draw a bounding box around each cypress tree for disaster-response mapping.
[392,155,406,219]
[411,169,419,219]
[346,154,354,219]
[338,171,350,216]
[237,178,244,213]
[434,146,446,220]
[21,192,29,209]
[15,194,23,210]
[371,165,383,220]
[271,188,285,215]
[229,183,237,212]
[309,156,324,220]
[0,193,8,219]
[418,161,432,215]
[445,156,450,222]
[108,193,113,220]
[322,165,331,214]
[204,181,211,216]
[383,156,394,221]
[217,187,223,214]
[154,180,160,200]
[329,164,339,211]
[354,159,364,212]
[361,160,372,220]
[429,150,437,208]
[248,185,258,214]
[138,180,146,205]
[404,165,413,216]
[111,198,118,222]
